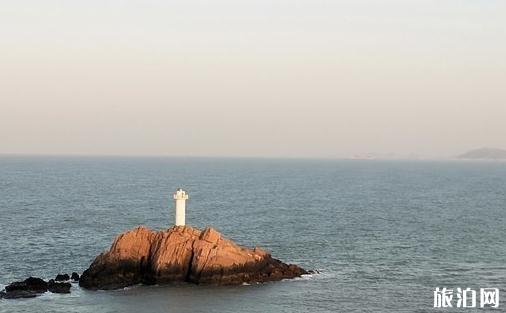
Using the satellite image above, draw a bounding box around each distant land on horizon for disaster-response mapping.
[457,148,506,160]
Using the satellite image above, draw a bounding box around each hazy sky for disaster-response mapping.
[1,0,505,158]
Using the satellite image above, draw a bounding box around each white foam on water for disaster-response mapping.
[67,284,84,298]
[124,283,143,290]
[312,270,338,280]
[284,269,337,282]
[298,274,314,280]
[39,291,63,300]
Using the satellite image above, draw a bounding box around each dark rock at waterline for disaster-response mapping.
[5,277,48,293]
[1,290,39,299]
[55,273,70,281]
[1,275,75,299]
[80,225,307,290]
[71,272,80,282]
[47,279,71,293]
[1,277,48,299]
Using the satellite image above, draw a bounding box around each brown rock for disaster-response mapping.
[79,226,155,290]
[80,226,306,290]
[147,226,201,283]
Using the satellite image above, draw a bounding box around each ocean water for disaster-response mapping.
[1,156,505,313]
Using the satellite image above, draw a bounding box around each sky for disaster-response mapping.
[1,0,505,158]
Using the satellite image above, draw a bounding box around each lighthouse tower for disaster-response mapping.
[173,188,188,226]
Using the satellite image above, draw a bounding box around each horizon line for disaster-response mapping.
[0,152,476,161]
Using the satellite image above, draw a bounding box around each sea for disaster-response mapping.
[0,156,505,313]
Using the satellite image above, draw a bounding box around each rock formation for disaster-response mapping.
[55,273,70,282]
[79,226,306,290]
[1,276,73,299]
[71,272,80,282]
[47,280,71,294]
[1,277,50,299]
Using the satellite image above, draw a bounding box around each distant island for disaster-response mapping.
[458,148,506,160]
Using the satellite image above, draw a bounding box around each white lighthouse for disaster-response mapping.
[173,188,188,226]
